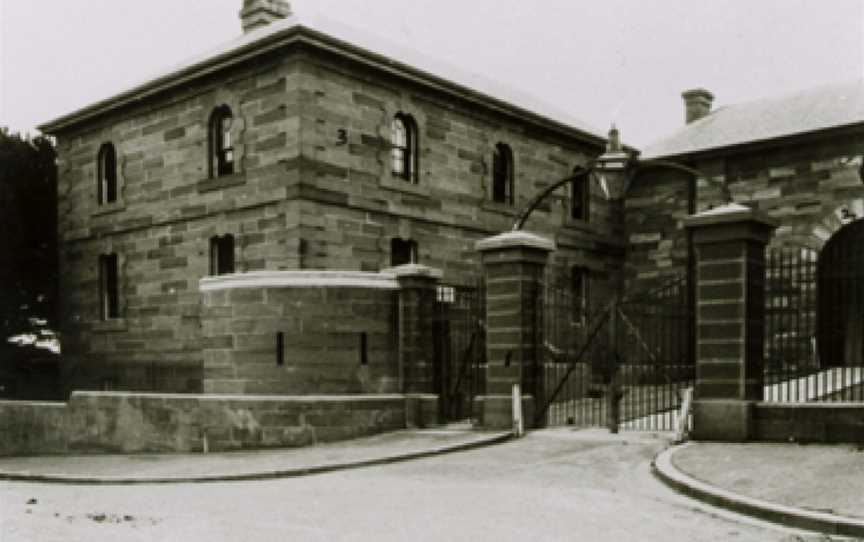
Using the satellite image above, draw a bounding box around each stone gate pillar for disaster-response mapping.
[392,264,442,427]
[684,203,777,441]
[475,231,555,429]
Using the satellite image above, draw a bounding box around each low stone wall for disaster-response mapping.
[0,391,440,457]
[753,402,864,443]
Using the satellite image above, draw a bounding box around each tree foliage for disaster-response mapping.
[0,128,58,340]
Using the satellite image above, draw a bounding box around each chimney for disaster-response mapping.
[681,88,714,124]
[240,0,292,33]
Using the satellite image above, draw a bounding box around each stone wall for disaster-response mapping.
[753,402,864,443]
[626,130,864,287]
[0,391,415,456]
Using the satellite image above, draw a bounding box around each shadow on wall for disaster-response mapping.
[0,343,61,401]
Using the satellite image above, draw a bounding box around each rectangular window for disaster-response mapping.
[436,285,455,303]
[99,254,120,320]
[209,235,236,275]
[572,266,589,326]
[571,178,589,221]
[390,238,418,267]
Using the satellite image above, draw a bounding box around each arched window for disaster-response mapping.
[209,234,235,275]
[571,169,590,221]
[97,143,117,205]
[209,105,235,177]
[492,143,514,205]
[391,113,418,183]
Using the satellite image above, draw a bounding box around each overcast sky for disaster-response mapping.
[1,0,862,147]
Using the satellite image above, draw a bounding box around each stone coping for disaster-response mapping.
[65,391,408,402]
[383,263,444,280]
[475,230,556,253]
[200,270,400,292]
[684,202,779,229]
[0,427,512,484]
[654,443,864,537]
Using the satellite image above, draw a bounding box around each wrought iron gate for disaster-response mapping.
[536,274,694,430]
[433,282,486,422]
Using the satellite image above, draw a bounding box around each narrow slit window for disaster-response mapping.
[97,143,118,205]
[492,143,514,205]
[209,234,236,275]
[209,105,235,177]
[99,253,120,320]
[276,332,285,366]
[359,332,368,365]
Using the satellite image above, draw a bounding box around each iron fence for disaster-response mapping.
[765,247,864,402]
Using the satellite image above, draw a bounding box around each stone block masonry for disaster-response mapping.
[685,203,777,441]
[625,131,864,288]
[199,271,400,396]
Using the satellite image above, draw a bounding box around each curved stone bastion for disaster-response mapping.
[199,270,402,396]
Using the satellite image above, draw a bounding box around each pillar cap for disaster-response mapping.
[684,203,779,229]
[475,231,556,253]
[385,263,443,280]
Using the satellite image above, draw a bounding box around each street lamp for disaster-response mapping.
[511,124,728,231]
[594,124,632,201]
[511,125,637,231]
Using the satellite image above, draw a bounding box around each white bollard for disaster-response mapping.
[512,383,524,437]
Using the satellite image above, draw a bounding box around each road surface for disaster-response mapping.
[0,429,841,541]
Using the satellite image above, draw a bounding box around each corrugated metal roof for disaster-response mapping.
[39,8,605,143]
[642,80,864,159]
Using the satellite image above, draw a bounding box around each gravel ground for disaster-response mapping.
[672,442,864,520]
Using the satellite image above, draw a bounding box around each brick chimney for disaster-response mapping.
[681,88,714,124]
[240,0,292,33]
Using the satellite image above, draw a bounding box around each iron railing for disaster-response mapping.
[765,247,864,402]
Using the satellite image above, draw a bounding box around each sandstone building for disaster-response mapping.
[40,1,620,394]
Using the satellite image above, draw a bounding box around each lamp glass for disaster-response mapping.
[596,151,630,200]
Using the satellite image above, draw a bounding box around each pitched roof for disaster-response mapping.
[642,80,864,159]
[39,8,605,144]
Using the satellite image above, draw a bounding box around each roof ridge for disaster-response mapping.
[642,79,864,159]
[40,8,605,143]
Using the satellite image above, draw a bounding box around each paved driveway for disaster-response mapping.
[0,429,837,541]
